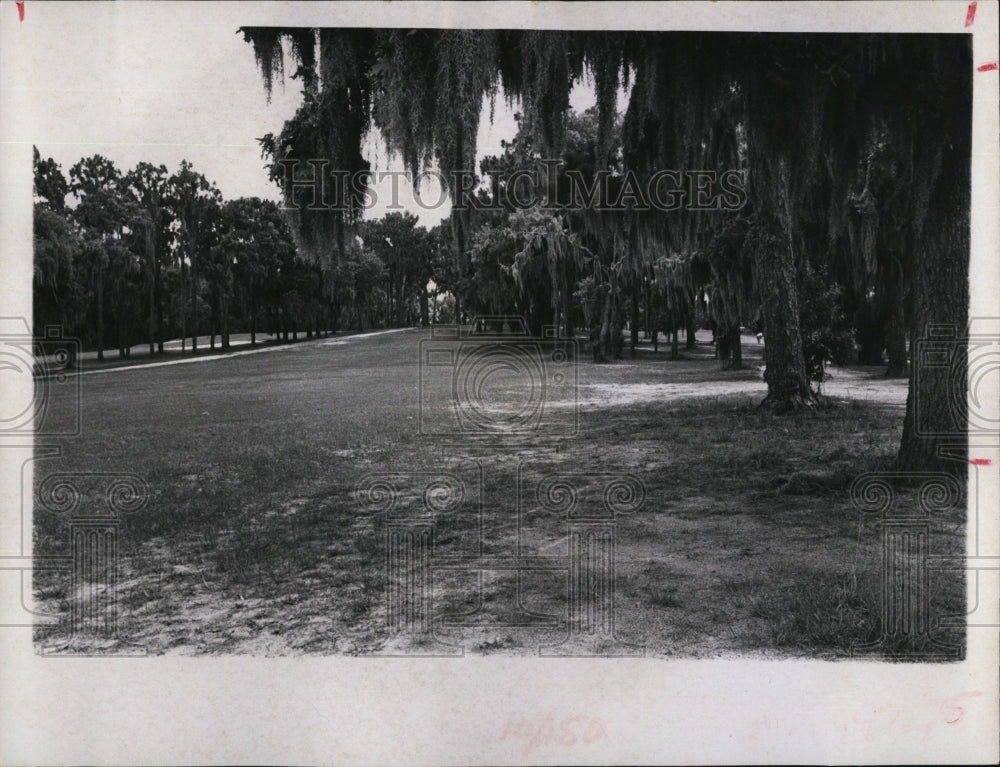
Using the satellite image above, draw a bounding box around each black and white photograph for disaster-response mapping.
[1,1,997,764]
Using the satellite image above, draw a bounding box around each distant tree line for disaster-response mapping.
[33,150,455,361]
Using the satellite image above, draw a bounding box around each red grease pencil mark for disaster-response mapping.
[16,2,24,22]
[969,458,993,466]
[977,62,998,72]
[941,690,982,725]
[965,1,977,27]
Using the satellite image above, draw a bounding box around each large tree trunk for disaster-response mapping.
[755,218,815,411]
[898,149,969,471]
[609,278,623,359]
[595,286,612,363]
[729,326,743,370]
[744,68,819,412]
[717,326,731,369]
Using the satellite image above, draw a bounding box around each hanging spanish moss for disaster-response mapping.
[245,28,285,101]
[241,29,971,463]
[245,28,375,265]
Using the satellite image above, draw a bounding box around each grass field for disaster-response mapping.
[31,329,965,658]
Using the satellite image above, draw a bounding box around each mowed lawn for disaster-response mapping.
[32,329,965,657]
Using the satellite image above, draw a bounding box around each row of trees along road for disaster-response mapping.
[33,152,459,362]
[240,29,971,471]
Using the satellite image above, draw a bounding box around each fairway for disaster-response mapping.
[31,329,962,657]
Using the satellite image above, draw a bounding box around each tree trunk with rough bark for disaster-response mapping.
[685,300,697,350]
[754,218,816,411]
[898,151,969,471]
[596,286,612,363]
[729,326,742,370]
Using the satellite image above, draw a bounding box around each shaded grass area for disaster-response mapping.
[32,330,965,658]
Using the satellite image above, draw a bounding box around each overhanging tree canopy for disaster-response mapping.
[242,28,971,469]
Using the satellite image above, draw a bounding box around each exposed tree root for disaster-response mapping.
[757,391,822,415]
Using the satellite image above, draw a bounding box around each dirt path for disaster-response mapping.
[571,364,908,408]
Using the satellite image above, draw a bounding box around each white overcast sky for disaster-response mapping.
[12,1,600,226]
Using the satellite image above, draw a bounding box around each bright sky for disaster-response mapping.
[10,2,599,227]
